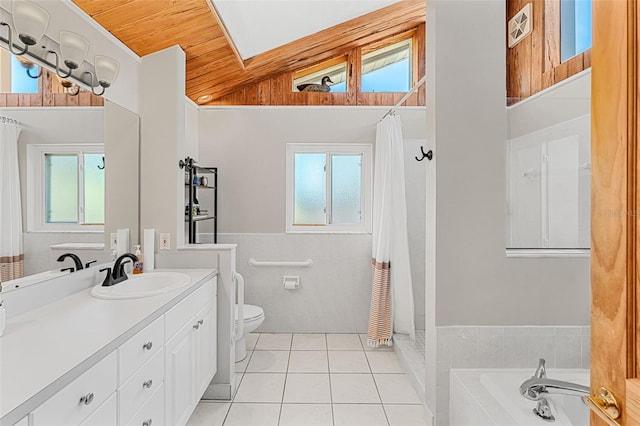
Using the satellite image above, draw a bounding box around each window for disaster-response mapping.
[361,38,412,93]
[27,144,104,232]
[560,0,592,62]
[286,144,372,233]
[292,57,347,92]
[0,51,39,93]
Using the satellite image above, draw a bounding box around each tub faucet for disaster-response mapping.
[520,357,589,401]
[534,358,547,379]
[520,377,590,400]
[57,253,83,272]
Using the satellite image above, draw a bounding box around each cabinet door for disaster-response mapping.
[165,319,196,426]
[195,300,217,397]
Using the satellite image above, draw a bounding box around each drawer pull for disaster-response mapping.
[79,392,94,405]
[143,379,153,389]
[193,323,200,330]
[142,341,153,351]
[198,319,204,325]
[142,419,152,426]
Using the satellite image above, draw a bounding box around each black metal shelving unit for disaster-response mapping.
[179,157,217,244]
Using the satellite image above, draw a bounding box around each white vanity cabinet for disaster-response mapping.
[3,272,219,426]
[164,279,217,426]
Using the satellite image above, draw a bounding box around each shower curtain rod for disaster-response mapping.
[379,75,427,122]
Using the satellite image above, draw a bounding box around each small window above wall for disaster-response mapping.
[292,57,347,93]
[361,38,412,93]
[0,51,39,93]
[560,0,592,62]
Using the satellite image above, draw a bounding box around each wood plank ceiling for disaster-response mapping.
[72,0,426,104]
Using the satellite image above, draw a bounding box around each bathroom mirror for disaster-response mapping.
[505,72,591,254]
[1,100,140,281]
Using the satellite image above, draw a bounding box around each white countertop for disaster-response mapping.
[0,268,217,424]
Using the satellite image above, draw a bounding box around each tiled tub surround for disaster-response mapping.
[450,368,590,425]
[436,326,590,426]
[186,333,429,426]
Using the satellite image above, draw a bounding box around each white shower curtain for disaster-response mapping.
[367,113,415,347]
[0,119,24,282]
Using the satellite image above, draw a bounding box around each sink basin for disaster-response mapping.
[91,272,191,299]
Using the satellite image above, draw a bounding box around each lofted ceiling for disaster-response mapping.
[72,0,426,104]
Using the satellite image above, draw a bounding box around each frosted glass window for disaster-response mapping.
[362,39,412,93]
[331,154,362,224]
[287,144,372,233]
[83,154,105,224]
[45,154,78,223]
[27,144,104,232]
[294,153,326,225]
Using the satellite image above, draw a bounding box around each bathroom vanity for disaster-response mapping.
[0,269,218,426]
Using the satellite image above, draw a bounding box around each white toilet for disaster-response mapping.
[235,304,264,362]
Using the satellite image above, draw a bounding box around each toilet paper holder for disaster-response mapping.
[283,276,300,290]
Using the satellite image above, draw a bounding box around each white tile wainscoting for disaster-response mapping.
[211,233,427,334]
[435,326,590,426]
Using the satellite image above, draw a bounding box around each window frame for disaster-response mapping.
[285,143,372,234]
[26,143,105,233]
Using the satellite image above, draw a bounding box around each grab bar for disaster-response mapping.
[248,258,313,267]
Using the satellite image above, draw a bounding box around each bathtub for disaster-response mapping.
[450,368,590,426]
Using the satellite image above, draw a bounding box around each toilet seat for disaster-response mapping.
[235,304,264,322]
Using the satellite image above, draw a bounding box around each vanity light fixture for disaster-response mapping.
[0,0,120,97]
[0,0,49,55]
[83,55,119,96]
[49,31,89,78]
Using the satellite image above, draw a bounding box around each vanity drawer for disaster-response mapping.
[119,315,164,384]
[119,349,165,425]
[32,351,117,426]
[125,383,165,426]
[165,278,216,341]
[79,391,117,426]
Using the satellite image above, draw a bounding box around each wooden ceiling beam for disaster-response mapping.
[205,0,245,70]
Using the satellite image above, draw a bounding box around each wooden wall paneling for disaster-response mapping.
[78,91,92,106]
[346,49,359,106]
[330,93,347,106]
[566,52,585,78]
[553,60,569,84]
[257,80,271,105]
[0,93,6,107]
[544,0,560,71]
[245,84,258,105]
[530,0,545,94]
[269,75,285,106]
[584,48,592,69]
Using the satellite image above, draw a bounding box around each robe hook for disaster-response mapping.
[416,146,433,161]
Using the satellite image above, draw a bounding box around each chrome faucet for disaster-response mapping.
[520,358,590,401]
[100,253,138,287]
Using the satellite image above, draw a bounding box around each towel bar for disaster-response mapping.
[248,258,313,267]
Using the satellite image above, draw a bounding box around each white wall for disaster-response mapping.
[429,0,589,327]
[198,107,427,332]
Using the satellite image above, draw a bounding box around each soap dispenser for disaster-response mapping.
[133,245,144,274]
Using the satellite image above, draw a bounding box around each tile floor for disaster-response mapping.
[186,333,428,426]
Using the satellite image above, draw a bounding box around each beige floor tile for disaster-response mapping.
[223,403,280,426]
[279,404,333,426]
[234,373,286,403]
[333,404,389,426]
[288,350,329,373]
[185,402,230,426]
[283,373,331,403]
